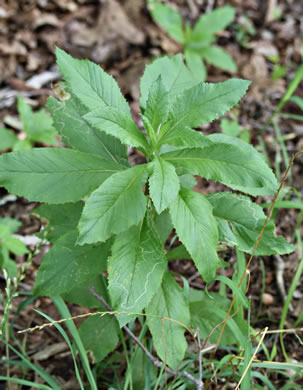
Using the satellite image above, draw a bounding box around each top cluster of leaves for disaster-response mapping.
[0,48,295,368]
[148,1,237,80]
[0,96,58,152]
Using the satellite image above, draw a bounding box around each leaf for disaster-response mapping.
[34,231,110,296]
[0,218,21,235]
[184,49,206,82]
[144,75,169,133]
[18,96,57,145]
[0,148,124,203]
[13,139,32,151]
[157,126,213,149]
[0,128,17,151]
[192,6,236,38]
[78,164,148,245]
[84,107,149,151]
[5,237,29,255]
[162,144,278,196]
[146,272,190,370]
[33,203,84,242]
[108,212,167,326]
[55,47,130,115]
[140,54,198,109]
[148,0,184,44]
[169,188,220,283]
[207,192,295,255]
[199,46,237,72]
[62,275,108,309]
[47,96,129,166]
[166,244,191,260]
[149,156,180,214]
[79,315,119,363]
[154,210,173,243]
[158,79,250,145]
[220,119,240,136]
[190,291,247,346]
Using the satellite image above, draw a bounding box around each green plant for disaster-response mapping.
[0,96,58,152]
[234,15,256,48]
[220,118,250,143]
[0,48,296,383]
[148,1,237,81]
[0,218,29,277]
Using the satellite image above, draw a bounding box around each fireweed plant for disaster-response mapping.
[0,48,295,369]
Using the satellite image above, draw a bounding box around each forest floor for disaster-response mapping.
[0,0,303,388]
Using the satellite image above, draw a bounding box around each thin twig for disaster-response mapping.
[89,287,203,389]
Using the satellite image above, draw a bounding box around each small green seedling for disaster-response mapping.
[0,96,58,152]
[0,218,29,277]
[148,1,237,80]
[220,118,251,143]
[234,15,256,48]
[0,48,295,370]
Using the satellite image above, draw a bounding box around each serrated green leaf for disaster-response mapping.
[47,96,129,166]
[140,55,198,109]
[0,148,124,203]
[34,203,84,242]
[148,0,184,44]
[162,144,278,196]
[190,291,247,346]
[0,128,17,151]
[207,192,295,255]
[34,230,110,296]
[79,315,119,363]
[108,212,167,326]
[5,237,29,255]
[184,49,206,82]
[157,79,250,147]
[84,107,149,151]
[78,164,148,245]
[146,272,190,369]
[192,6,236,38]
[56,47,130,115]
[169,188,220,283]
[199,46,237,72]
[144,75,169,134]
[149,156,180,213]
[62,275,108,309]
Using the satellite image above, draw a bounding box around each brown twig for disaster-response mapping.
[88,287,203,389]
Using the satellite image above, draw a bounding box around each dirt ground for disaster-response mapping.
[1,0,303,388]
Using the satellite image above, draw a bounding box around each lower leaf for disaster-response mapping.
[146,272,190,370]
[79,315,119,363]
[34,230,110,296]
[108,212,167,327]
